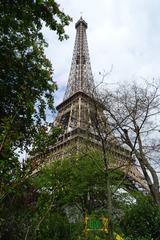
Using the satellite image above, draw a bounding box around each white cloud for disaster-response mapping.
[43,0,160,112]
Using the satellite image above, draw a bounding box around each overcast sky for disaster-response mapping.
[43,0,160,120]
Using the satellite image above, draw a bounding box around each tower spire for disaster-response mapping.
[63,17,95,100]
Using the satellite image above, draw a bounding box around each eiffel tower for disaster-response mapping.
[53,17,110,158]
[36,17,148,190]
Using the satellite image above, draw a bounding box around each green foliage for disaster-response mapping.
[33,151,126,213]
[31,150,132,239]
[0,2,71,239]
[0,0,71,192]
[124,237,151,240]
[0,0,71,153]
[30,125,63,155]
[121,195,160,240]
[2,149,155,240]
[0,181,35,239]
[32,192,71,240]
[0,181,71,240]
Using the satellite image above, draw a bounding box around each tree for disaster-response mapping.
[101,81,160,204]
[121,195,160,239]
[86,83,138,239]
[0,0,71,195]
[89,99,116,240]
[0,178,71,240]
[32,150,130,239]
[0,1,71,238]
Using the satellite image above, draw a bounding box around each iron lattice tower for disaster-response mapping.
[35,18,148,190]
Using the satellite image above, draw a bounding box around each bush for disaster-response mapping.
[121,195,160,240]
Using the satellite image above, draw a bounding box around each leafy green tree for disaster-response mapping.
[34,151,124,212]
[0,179,71,240]
[32,151,132,239]
[37,211,70,240]
[0,182,36,239]
[0,1,71,239]
[121,195,160,240]
[0,0,71,193]
[0,0,71,149]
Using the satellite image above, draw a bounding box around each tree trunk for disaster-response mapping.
[136,134,160,204]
